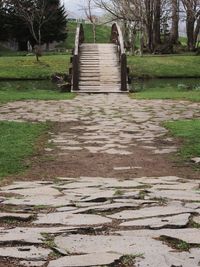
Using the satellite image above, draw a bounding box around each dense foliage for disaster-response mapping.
[0,0,67,50]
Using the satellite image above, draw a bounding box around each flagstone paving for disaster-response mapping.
[0,176,200,266]
[0,94,200,266]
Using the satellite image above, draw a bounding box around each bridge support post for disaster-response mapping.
[111,23,128,92]
[121,54,127,91]
[72,55,79,91]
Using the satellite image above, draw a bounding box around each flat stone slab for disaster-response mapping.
[149,189,200,201]
[103,148,132,155]
[54,233,200,267]
[184,202,200,209]
[3,195,72,207]
[154,147,177,154]
[120,213,190,229]
[0,246,51,260]
[114,166,142,171]
[54,234,140,255]
[152,182,199,191]
[35,213,112,226]
[118,228,200,244]
[191,157,200,164]
[159,228,200,245]
[108,204,192,220]
[136,247,200,267]
[193,216,200,225]
[48,252,121,267]
[1,183,58,196]
[134,176,181,185]
[0,227,76,245]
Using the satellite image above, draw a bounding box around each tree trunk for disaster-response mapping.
[145,0,153,51]
[130,28,137,55]
[194,17,200,47]
[93,23,96,43]
[153,0,161,48]
[170,0,179,44]
[186,11,195,51]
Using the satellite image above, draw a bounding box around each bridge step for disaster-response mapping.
[74,43,121,93]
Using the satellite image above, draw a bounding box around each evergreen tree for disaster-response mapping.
[42,2,67,46]
[0,2,9,41]
[2,0,67,51]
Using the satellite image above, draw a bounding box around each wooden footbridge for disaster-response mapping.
[70,23,128,93]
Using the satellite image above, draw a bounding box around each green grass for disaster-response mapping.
[128,55,200,78]
[0,22,110,80]
[0,54,70,79]
[160,236,191,251]
[131,85,200,102]
[179,37,187,46]
[64,22,110,49]
[84,24,110,43]
[0,81,75,103]
[0,121,49,179]
[164,119,200,159]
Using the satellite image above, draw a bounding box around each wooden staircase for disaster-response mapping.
[79,43,121,93]
[70,23,128,93]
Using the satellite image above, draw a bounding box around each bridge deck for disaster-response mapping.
[72,43,123,93]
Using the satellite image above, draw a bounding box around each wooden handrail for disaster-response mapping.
[111,23,127,91]
[72,24,84,91]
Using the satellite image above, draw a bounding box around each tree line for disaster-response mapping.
[95,0,200,53]
[0,0,67,51]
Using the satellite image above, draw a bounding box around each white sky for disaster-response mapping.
[62,0,102,17]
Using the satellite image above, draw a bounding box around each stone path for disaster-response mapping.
[0,94,200,266]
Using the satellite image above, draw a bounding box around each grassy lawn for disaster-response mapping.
[128,55,200,78]
[0,81,75,104]
[64,22,110,49]
[0,54,70,79]
[131,85,200,102]
[0,121,49,179]
[179,37,187,46]
[164,120,200,160]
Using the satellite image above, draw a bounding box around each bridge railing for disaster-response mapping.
[111,23,128,91]
[71,24,84,91]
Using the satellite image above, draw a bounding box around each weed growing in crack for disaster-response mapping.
[121,254,144,265]
[41,233,56,249]
[190,220,200,229]
[151,197,168,205]
[160,236,191,251]
[138,190,148,200]
[108,253,144,266]
[114,190,124,196]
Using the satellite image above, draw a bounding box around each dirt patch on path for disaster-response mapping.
[6,120,198,183]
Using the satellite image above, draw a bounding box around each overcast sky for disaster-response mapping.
[62,0,102,17]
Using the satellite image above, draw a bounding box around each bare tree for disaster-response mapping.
[95,0,163,52]
[181,0,200,50]
[170,0,180,44]
[84,0,97,43]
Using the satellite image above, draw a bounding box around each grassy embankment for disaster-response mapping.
[129,55,200,101]
[63,22,110,49]
[164,120,200,161]
[0,121,49,180]
[0,54,76,102]
[128,54,200,161]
